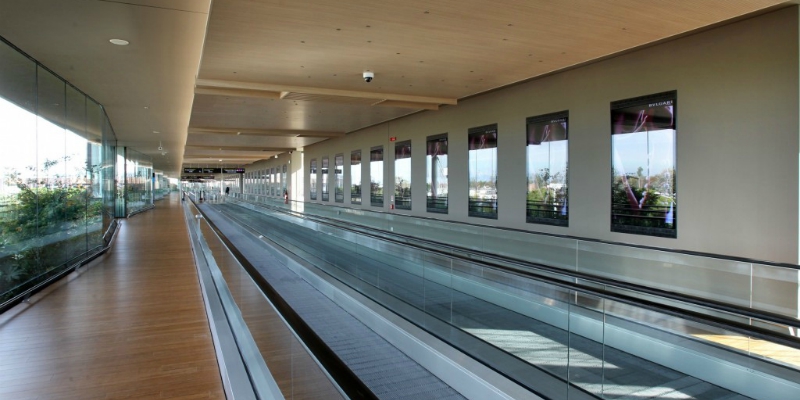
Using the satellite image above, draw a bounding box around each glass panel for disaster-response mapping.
[394,141,411,210]
[426,134,448,213]
[64,84,90,260]
[309,159,317,200]
[468,124,498,219]
[275,166,281,197]
[321,157,329,201]
[282,164,287,196]
[124,148,152,214]
[527,112,568,226]
[370,147,383,207]
[334,154,344,203]
[611,91,676,238]
[351,150,361,205]
[0,47,37,304]
[37,67,82,270]
[271,167,276,196]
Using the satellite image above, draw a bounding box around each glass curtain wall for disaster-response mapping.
[0,38,117,306]
[122,148,153,215]
[426,134,448,213]
[394,141,411,210]
[351,150,361,205]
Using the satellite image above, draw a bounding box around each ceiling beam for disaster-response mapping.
[195,87,282,99]
[196,78,457,106]
[188,127,345,138]
[373,99,439,110]
[183,154,270,160]
[185,145,295,152]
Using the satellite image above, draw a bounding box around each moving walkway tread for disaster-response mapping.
[196,202,465,400]
[208,202,756,400]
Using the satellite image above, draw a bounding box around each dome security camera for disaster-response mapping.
[363,71,374,83]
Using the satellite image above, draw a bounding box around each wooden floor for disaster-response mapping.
[0,194,224,400]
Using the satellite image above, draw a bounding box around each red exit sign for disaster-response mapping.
[389,136,397,142]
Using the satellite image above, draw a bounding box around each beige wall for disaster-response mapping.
[295,8,799,263]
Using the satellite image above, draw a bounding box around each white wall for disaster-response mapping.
[299,8,799,264]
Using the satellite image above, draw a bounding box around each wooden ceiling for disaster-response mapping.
[0,1,793,175]
[188,0,791,169]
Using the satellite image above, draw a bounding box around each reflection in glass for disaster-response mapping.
[124,148,153,215]
[394,141,411,210]
[276,166,281,196]
[309,159,317,200]
[271,167,276,196]
[370,147,383,207]
[527,112,568,226]
[611,92,676,237]
[321,157,329,201]
[468,124,498,219]
[282,164,287,195]
[334,154,344,203]
[0,40,116,305]
[426,134,448,213]
[351,151,362,205]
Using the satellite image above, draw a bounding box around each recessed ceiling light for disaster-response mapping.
[109,39,129,46]
[153,130,159,134]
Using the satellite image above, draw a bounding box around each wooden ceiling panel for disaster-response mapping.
[189,93,416,133]
[186,0,788,168]
[198,0,785,99]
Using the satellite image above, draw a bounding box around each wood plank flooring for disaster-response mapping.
[0,194,224,400]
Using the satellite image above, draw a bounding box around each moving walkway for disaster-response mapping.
[186,194,800,399]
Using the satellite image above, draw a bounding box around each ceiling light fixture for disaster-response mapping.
[109,39,129,46]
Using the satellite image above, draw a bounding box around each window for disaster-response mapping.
[309,159,317,200]
[370,147,383,207]
[321,157,329,201]
[351,150,362,204]
[394,141,411,210]
[526,111,569,226]
[468,124,498,219]
[426,134,448,213]
[611,91,676,238]
[275,166,281,196]
[282,164,287,195]
[273,167,278,196]
[334,154,344,203]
